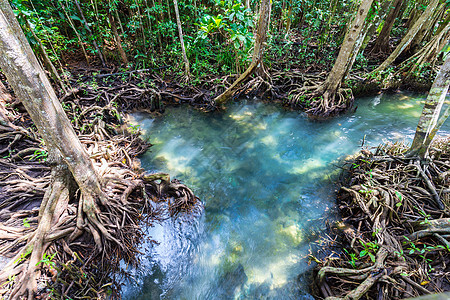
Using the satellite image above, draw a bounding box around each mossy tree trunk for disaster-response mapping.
[214,0,271,107]
[311,0,374,115]
[407,54,450,159]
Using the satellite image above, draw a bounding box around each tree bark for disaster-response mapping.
[0,2,106,295]
[214,0,271,106]
[319,0,374,107]
[107,11,128,65]
[372,0,440,74]
[173,0,190,78]
[0,2,102,196]
[371,0,404,54]
[407,54,450,158]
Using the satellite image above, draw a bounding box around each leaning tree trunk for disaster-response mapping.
[409,2,445,53]
[311,0,374,115]
[371,0,405,54]
[360,0,392,53]
[0,1,106,297]
[372,0,440,74]
[407,54,450,159]
[108,11,128,65]
[173,0,190,79]
[214,0,271,107]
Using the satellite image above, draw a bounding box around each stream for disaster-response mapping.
[122,92,450,299]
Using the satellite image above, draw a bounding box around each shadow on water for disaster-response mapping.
[122,92,450,299]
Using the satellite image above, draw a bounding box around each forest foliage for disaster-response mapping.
[12,0,448,78]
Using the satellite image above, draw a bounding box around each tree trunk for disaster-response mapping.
[284,0,293,39]
[318,0,374,109]
[0,1,104,295]
[133,0,147,52]
[107,11,128,65]
[173,0,190,78]
[405,0,424,30]
[360,0,392,55]
[436,10,450,35]
[407,54,450,158]
[410,3,445,53]
[372,0,440,74]
[371,0,405,54]
[74,0,106,67]
[214,0,271,106]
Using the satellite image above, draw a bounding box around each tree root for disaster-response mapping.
[284,72,355,117]
[0,79,202,298]
[142,172,201,216]
[313,138,450,299]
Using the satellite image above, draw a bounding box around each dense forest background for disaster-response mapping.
[11,0,450,105]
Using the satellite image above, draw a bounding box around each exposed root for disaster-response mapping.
[142,172,201,216]
[312,138,450,299]
[0,78,202,298]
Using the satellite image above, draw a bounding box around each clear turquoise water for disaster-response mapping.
[122,93,449,299]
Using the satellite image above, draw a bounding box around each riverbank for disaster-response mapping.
[0,74,202,298]
[0,64,442,298]
[63,59,433,116]
[311,139,450,299]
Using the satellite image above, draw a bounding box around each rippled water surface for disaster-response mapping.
[123,93,449,299]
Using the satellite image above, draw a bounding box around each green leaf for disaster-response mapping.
[70,15,82,22]
[213,17,222,27]
[360,250,367,257]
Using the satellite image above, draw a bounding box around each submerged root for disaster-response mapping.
[305,88,354,117]
[312,138,450,299]
[284,72,355,117]
[142,172,201,216]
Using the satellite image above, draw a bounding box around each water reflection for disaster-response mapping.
[123,92,449,299]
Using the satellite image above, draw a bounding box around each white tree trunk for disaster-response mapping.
[408,54,450,158]
[321,0,374,100]
[0,0,102,197]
